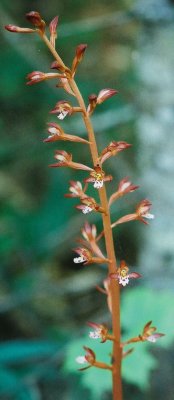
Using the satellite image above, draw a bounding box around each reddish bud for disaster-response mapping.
[49,16,59,47]
[5,25,35,33]
[71,44,87,76]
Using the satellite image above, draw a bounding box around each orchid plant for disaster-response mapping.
[5,12,165,400]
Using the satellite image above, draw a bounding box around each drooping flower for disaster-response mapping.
[109,260,141,287]
[49,150,93,171]
[111,199,154,228]
[84,165,112,189]
[44,122,90,144]
[109,177,139,207]
[99,141,132,164]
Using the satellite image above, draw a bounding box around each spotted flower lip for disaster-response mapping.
[109,177,139,207]
[109,260,141,287]
[50,100,73,117]
[44,123,90,144]
[99,141,132,164]
[49,150,93,171]
[84,165,112,189]
[73,247,109,266]
[87,321,114,343]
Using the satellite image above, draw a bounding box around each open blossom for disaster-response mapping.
[109,177,139,207]
[122,321,165,347]
[111,199,154,228]
[73,247,109,266]
[99,141,131,164]
[76,197,106,215]
[84,165,112,189]
[109,260,141,287]
[49,150,93,171]
[44,123,90,144]
[50,100,73,119]
[88,322,113,343]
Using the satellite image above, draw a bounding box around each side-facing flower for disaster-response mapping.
[64,181,87,199]
[84,165,112,189]
[122,321,165,347]
[87,89,118,115]
[109,260,141,287]
[99,141,132,164]
[76,197,106,215]
[44,123,90,144]
[76,346,96,371]
[49,150,93,171]
[50,100,73,119]
[26,71,61,85]
[88,321,115,343]
[73,247,109,265]
[71,44,88,76]
[109,177,139,207]
[111,199,154,228]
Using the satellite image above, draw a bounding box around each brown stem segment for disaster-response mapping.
[40,34,122,400]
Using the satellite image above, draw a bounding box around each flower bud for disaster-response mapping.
[25,11,46,32]
[97,88,118,104]
[5,25,35,33]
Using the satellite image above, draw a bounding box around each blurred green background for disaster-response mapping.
[1,0,174,399]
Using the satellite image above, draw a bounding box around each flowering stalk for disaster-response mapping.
[5,12,165,400]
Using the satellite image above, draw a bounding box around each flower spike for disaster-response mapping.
[49,150,93,171]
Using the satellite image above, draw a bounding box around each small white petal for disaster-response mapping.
[31,74,41,80]
[121,182,130,191]
[55,155,66,162]
[89,329,102,339]
[118,276,129,286]
[48,127,58,135]
[82,206,93,214]
[94,180,103,189]
[76,356,87,364]
[57,111,69,120]
[73,256,86,263]
[143,213,155,220]
[147,336,157,343]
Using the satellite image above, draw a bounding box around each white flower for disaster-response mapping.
[147,336,157,343]
[143,213,155,220]
[93,180,103,189]
[89,329,102,339]
[57,110,69,120]
[73,256,86,263]
[82,206,93,214]
[76,356,87,364]
[118,276,129,286]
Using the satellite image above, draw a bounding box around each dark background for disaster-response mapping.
[1,0,174,399]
